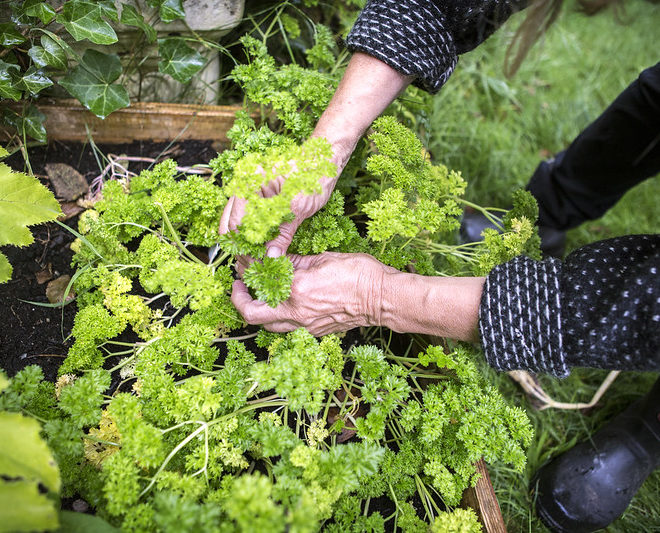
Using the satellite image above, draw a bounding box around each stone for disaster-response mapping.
[45,163,88,201]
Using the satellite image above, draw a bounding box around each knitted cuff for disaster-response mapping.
[479,256,569,377]
[345,0,457,93]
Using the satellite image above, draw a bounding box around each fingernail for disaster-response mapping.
[267,247,282,258]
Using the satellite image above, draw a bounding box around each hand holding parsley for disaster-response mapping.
[231,252,395,335]
[232,251,485,341]
[219,169,338,259]
[219,52,413,258]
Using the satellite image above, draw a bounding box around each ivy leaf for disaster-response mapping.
[2,105,47,144]
[2,105,48,144]
[0,161,61,283]
[0,60,21,101]
[59,49,129,119]
[56,0,119,45]
[158,38,204,83]
[28,35,68,70]
[17,67,52,96]
[120,4,157,43]
[148,0,186,23]
[0,23,26,47]
[22,0,57,25]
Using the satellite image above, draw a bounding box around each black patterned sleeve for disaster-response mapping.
[478,235,660,376]
[345,0,528,93]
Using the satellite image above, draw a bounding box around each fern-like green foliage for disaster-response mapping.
[363,116,466,243]
[222,137,336,249]
[431,508,482,532]
[290,191,367,255]
[232,34,337,141]
[39,35,540,532]
[472,189,542,275]
[0,161,62,282]
[242,256,294,307]
[251,329,343,412]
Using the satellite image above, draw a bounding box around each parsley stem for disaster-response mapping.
[154,202,206,266]
[454,198,504,229]
[83,434,120,447]
[211,332,258,343]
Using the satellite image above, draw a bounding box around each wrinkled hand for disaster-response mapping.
[231,252,398,336]
[218,174,337,258]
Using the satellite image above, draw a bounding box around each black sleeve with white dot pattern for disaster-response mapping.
[479,235,660,376]
[345,0,528,93]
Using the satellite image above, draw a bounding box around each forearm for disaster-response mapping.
[379,271,485,342]
[311,52,413,172]
[479,235,660,376]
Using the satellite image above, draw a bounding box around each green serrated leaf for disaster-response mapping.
[0,60,21,101]
[56,0,118,45]
[0,162,61,248]
[158,38,205,83]
[22,0,57,25]
[120,4,157,43]
[0,23,26,47]
[0,480,59,533]
[18,67,52,95]
[28,35,68,70]
[0,146,8,158]
[57,511,119,533]
[0,411,60,492]
[59,50,129,119]
[0,253,11,284]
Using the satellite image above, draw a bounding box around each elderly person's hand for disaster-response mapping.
[219,52,413,258]
[219,174,338,259]
[231,252,396,336]
[231,251,485,342]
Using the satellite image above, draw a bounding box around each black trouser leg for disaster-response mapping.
[527,61,660,231]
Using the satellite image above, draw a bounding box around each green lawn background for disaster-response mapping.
[425,1,659,530]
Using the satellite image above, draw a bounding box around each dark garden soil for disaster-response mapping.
[0,139,219,380]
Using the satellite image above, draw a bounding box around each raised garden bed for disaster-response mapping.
[1,122,519,531]
[1,35,541,529]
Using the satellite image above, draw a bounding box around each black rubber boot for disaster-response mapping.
[459,208,567,258]
[532,377,660,532]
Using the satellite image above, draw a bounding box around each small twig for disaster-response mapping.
[89,154,212,197]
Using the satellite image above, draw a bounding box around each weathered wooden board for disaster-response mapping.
[462,459,508,532]
[1,100,244,145]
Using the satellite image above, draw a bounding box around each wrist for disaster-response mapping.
[311,123,359,175]
[380,272,485,342]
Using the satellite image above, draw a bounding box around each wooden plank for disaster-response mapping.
[1,100,244,144]
[462,459,507,533]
